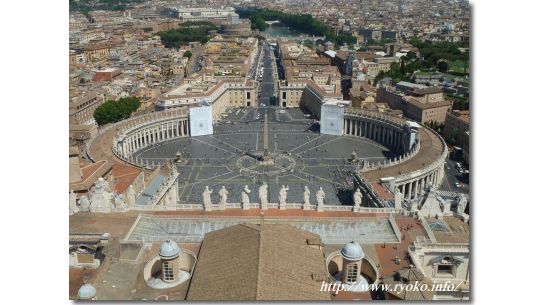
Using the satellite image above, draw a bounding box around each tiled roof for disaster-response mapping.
[110,164,142,194]
[187,224,331,301]
[383,268,434,300]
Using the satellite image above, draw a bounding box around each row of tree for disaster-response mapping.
[93,97,141,126]
[238,8,356,47]
[157,21,218,48]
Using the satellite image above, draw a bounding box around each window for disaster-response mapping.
[346,263,358,283]
[282,92,287,99]
[162,261,175,281]
[437,264,453,276]
[247,92,250,99]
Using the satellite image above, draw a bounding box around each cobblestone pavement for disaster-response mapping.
[133,107,397,205]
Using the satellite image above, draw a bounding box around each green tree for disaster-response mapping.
[93,96,141,126]
[183,50,192,58]
[157,22,218,48]
[437,60,449,72]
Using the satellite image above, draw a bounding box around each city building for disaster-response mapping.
[69,90,105,125]
[443,110,470,147]
[376,83,452,124]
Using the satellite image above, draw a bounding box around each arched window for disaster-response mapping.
[162,261,175,281]
[346,263,359,283]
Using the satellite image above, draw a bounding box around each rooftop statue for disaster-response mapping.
[316,186,326,206]
[279,185,289,206]
[241,185,251,207]
[202,186,213,207]
[303,185,311,205]
[219,186,228,205]
[259,182,268,207]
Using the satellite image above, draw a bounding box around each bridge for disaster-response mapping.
[264,20,280,26]
[264,35,327,44]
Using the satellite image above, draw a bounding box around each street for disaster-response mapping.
[439,158,469,195]
[258,42,278,107]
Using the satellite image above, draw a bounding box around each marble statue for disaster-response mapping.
[279,185,289,208]
[219,186,228,205]
[259,182,268,208]
[316,187,326,207]
[241,185,251,208]
[457,194,468,215]
[114,194,126,211]
[352,188,362,212]
[79,195,90,212]
[89,178,114,213]
[202,186,213,208]
[303,185,311,206]
[69,190,79,215]
[126,185,136,205]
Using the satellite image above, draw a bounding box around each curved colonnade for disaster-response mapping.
[111,109,191,168]
[343,110,448,201]
[96,108,447,202]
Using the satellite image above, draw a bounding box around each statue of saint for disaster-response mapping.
[259,182,268,207]
[79,195,90,212]
[279,185,289,206]
[203,186,213,208]
[241,185,251,205]
[316,187,326,206]
[303,185,310,205]
[114,194,126,211]
[219,186,228,205]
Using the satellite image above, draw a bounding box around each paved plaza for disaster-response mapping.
[125,215,401,244]
[132,107,398,205]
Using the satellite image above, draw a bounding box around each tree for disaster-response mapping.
[157,22,218,48]
[250,16,267,31]
[183,50,192,58]
[437,60,449,73]
[94,97,141,126]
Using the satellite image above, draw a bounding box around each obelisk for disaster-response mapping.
[263,112,269,159]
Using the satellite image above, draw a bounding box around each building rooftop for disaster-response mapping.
[110,164,141,194]
[186,223,331,301]
[135,174,167,205]
[424,217,469,244]
[404,97,452,110]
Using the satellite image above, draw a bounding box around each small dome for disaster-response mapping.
[159,239,181,259]
[341,241,364,261]
[78,283,96,299]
